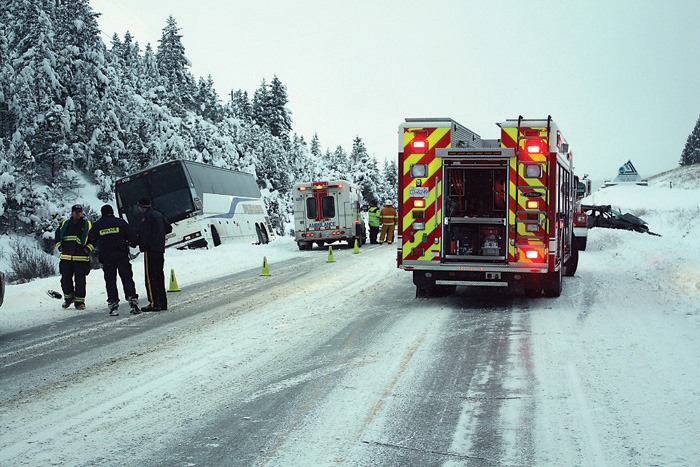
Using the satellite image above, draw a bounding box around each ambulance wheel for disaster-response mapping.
[564,246,579,277]
[543,267,563,297]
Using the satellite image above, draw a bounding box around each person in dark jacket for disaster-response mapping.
[89,204,141,316]
[54,204,94,310]
[137,197,172,312]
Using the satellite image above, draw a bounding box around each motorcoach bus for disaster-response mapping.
[115,160,274,249]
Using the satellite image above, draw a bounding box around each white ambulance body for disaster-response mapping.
[293,180,366,250]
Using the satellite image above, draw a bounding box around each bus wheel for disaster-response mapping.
[211,225,222,247]
[260,225,270,244]
[255,224,263,245]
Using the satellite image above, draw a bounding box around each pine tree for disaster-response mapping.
[156,16,196,115]
[200,75,223,122]
[251,78,272,131]
[310,133,321,158]
[680,115,700,166]
[269,75,292,139]
[228,89,252,121]
[329,145,348,179]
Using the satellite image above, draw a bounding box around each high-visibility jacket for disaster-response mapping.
[380,206,397,225]
[368,206,381,227]
[55,218,94,262]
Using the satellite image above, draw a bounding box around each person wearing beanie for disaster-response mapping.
[136,197,173,312]
[54,204,94,310]
[89,204,141,315]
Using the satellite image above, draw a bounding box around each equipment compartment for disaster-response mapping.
[443,164,508,263]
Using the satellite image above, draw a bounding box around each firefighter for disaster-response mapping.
[137,197,172,312]
[367,200,381,244]
[89,204,141,316]
[379,199,398,244]
[54,204,94,310]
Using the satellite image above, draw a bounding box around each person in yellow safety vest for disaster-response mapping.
[379,199,398,244]
[54,204,94,310]
[367,200,382,244]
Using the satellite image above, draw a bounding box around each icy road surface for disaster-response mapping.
[1,240,698,465]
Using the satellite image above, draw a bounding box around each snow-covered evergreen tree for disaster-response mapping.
[269,75,292,140]
[156,16,196,115]
[228,89,252,122]
[680,115,700,166]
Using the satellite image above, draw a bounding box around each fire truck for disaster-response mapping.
[293,180,367,250]
[573,175,590,251]
[397,116,579,297]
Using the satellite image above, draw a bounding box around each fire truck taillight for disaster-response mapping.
[526,200,539,210]
[412,222,425,230]
[298,186,307,191]
[525,223,539,232]
[411,139,428,154]
[413,199,426,208]
[525,138,547,154]
[525,250,539,259]
[524,164,543,178]
[410,164,428,177]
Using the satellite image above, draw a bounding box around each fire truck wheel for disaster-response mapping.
[543,267,563,297]
[434,284,456,296]
[564,247,579,276]
[416,284,434,298]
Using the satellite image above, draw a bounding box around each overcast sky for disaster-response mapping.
[89,0,700,181]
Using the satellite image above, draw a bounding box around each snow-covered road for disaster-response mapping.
[1,216,698,465]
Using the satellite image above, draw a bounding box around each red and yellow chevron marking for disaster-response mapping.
[401,126,450,262]
[502,125,550,263]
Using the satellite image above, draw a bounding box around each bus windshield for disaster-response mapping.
[116,162,195,225]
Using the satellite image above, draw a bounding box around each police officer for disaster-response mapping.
[55,204,94,310]
[367,200,381,244]
[89,204,141,316]
[137,197,172,312]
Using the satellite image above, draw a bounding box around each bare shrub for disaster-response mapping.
[7,237,58,284]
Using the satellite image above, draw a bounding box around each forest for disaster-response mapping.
[0,0,398,250]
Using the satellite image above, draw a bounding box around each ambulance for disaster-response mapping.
[293,180,366,250]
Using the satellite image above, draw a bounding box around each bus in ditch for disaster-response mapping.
[114,159,274,249]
